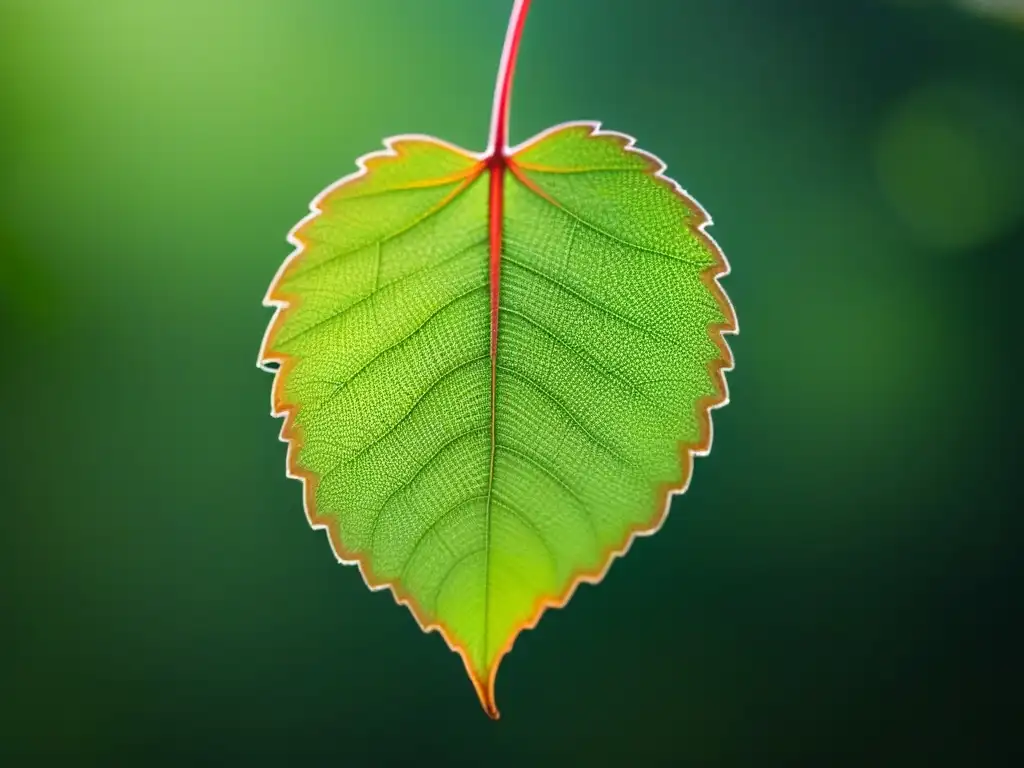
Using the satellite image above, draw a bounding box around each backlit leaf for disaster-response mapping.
[258,0,737,718]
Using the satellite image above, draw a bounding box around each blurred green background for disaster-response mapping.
[2,0,1021,763]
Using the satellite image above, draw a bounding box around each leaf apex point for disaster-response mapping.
[478,685,501,720]
[464,659,503,720]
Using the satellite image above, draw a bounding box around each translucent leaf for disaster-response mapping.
[258,0,737,718]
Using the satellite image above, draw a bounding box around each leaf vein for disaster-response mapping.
[277,236,486,350]
[345,354,490,466]
[339,165,484,200]
[428,547,485,616]
[399,494,489,583]
[509,168,704,265]
[498,305,646,402]
[289,170,482,281]
[369,425,490,555]
[512,162,647,175]
[495,363,634,471]
[491,495,560,576]
[310,283,487,412]
[495,441,601,548]
[503,247,677,347]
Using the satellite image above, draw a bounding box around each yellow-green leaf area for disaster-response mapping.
[261,123,735,718]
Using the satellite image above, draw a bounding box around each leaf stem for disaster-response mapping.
[488,0,532,159]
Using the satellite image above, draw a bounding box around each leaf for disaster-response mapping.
[258,0,736,719]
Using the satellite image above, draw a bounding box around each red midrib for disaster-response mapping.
[484,0,530,503]
[485,0,531,485]
[488,157,505,362]
[479,0,530,713]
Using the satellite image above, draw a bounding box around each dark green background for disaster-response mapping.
[2,0,1022,763]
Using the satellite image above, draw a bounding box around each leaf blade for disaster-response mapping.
[259,121,736,718]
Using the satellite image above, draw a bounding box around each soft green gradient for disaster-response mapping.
[2,0,1021,763]
[263,125,731,713]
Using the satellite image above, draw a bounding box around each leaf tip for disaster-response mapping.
[470,669,501,720]
[457,644,507,720]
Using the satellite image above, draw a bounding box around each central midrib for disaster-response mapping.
[482,155,505,678]
[479,0,531,694]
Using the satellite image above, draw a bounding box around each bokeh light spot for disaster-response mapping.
[874,80,1024,253]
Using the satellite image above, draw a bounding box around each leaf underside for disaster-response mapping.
[260,123,735,717]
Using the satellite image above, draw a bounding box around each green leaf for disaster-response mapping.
[258,0,736,718]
